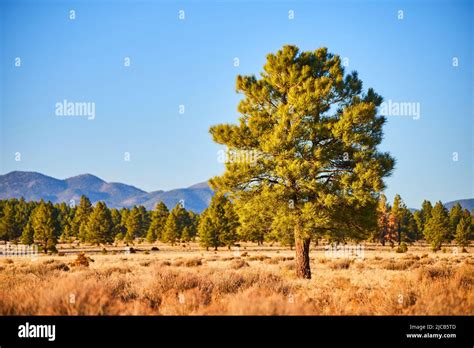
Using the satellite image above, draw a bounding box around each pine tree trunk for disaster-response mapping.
[295,237,311,279]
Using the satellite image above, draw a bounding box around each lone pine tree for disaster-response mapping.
[209,45,394,279]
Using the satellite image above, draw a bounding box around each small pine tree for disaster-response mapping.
[137,205,151,237]
[146,202,169,243]
[376,194,390,246]
[386,213,398,248]
[15,198,31,240]
[31,201,60,253]
[455,209,471,251]
[163,203,192,244]
[73,196,93,241]
[163,209,180,245]
[402,209,419,242]
[85,201,113,245]
[181,226,192,242]
[187,211,200,241]
[56,202,71,241]
[198,194,238,250]
[198,211,219,250]
[21,220,35,245]
[110,208,126,240]
[125,207,142,243]
[0,201,18,241]
[418,200,433,235]
[389,194,408,245]
[413,210,423,237]
[219,198,239,249]
[424,201,450,251]
[449,203,463,241]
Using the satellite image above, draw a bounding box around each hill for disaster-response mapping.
[0,171,212,212]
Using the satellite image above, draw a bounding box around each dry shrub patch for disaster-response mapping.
[0,246,472,315]
[419,265,453,280]
[229,259,249,269]
[329,259,352,270]
[71,253,94,267]
[381,260,415,271]
[183,258,202,267]
[247,255,270,261]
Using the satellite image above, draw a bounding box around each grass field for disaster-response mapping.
[0,242,472,315]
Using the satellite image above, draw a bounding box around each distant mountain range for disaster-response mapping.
[1,171,472,214]
[443,199,474,212]
[0,171,213,212]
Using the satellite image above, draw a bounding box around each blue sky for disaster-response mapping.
[0,0,472,208]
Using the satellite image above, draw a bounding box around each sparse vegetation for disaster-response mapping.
[0,242,472,315]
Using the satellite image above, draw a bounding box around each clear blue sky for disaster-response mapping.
[1,0,472,208]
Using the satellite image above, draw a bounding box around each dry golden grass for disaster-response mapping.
[0,242,472,315]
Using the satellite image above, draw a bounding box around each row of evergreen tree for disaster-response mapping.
[0,196,199,252]
[376,194,472,251]
[0,194,472,253]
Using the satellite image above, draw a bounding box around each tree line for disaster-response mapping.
[0,196,196,252]
[375,194,472,251]
[0,193,471,253]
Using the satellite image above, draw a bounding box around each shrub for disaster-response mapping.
[329,259,352,270]
[264,258,280,265]
[53,262,70,272]
[396,242,408,253]
[230,259,249,269]
[71,252,94,267]
[382,259,414,271]
[419,266,453,280]
[183,258,202,267]
[247,255,270,261]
